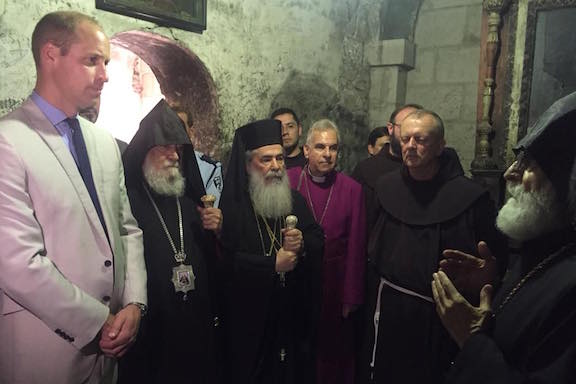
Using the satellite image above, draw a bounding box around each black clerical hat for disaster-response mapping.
[236,119,282,150]
[515,91,576,207]
[219,119,283,218]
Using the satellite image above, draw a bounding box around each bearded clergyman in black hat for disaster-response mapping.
[219,119,324,383]
[118,99,223,383]
[432,91,576,383]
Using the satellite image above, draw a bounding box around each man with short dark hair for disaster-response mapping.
[366,126,389,156]
[220,119,324,383]
[433,91,576,384]
[271,107,306,168]
[0,11,146,383]
[171,103,224,207]
[362,109,504,384]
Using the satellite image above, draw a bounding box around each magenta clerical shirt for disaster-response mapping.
[287,166,366,384]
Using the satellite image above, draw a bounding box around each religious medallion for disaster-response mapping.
[172,264,195,297]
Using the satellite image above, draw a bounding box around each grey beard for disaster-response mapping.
[143,163,186,197]
[496,182,565,242]
[248,169,293,218]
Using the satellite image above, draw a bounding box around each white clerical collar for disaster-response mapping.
[306,165,327,183]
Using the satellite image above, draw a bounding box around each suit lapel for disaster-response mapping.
[22,99,108,241]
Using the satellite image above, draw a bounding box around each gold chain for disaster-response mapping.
[301,167,334,225]
[253,207,282,256]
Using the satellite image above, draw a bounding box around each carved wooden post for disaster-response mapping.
[470,0,511,206]
[472,0,510,170]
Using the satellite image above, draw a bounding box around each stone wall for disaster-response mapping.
[406,0,484,173]
[0,0,381,172]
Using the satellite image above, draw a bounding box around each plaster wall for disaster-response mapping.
[406,0,483,172]
[0,0,381,171]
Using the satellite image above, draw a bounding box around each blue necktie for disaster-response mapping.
[67,117,108,236]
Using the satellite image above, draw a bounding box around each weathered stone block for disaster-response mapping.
[407,48,435,85]
[436,46,481,83]
[365,39,415,68]
[406,84,464,120]
[415,7,467,47]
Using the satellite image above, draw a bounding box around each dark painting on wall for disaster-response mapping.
[96,0,206,34]
[528,7,576,128]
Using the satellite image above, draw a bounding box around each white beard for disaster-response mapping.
[143,158,186,197]
[248,168,292,218]
[496,182,565,242]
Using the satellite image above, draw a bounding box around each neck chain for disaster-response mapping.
[299,166,334,225]
[144,184,186,263]
[253,208,282,256]
[495,244,571,314]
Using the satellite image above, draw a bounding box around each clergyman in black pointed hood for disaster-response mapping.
[433,91,576,384]
[118,99,222,383]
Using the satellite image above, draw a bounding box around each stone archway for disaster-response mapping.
[106,30,219,156]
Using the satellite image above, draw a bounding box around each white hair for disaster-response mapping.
[306,119,340,144]
[496,180,566,242]
[142,155,185,197]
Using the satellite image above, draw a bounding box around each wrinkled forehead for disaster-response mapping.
[146,144,182,158]
[250,144,284,158]
[400,115,436,135]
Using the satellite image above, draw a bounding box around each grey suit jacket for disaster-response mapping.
[0,98,146,382]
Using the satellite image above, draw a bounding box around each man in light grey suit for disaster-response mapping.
[0,11,147,384]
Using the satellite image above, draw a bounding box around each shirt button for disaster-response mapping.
[104,260,112,267]
[103,295,111,302]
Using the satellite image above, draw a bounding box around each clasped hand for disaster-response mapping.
[99,304,142,358]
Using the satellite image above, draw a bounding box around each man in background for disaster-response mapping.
[0,11,146,383]
[271,107,307,169]
[352,103,423,194]
[171,103,224,207]
[366,126,389,156]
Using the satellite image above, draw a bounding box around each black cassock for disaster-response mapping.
[118,100,219,384]
[118,189,220,383]
[446,230,576,384]
[220,191,324,384]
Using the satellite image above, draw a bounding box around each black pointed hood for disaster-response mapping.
[515,91,576,210]
[122,99,206,204]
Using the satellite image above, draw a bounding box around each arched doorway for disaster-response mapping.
[97,30,219,156]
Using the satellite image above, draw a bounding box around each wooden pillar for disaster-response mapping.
[471,0,511,206]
